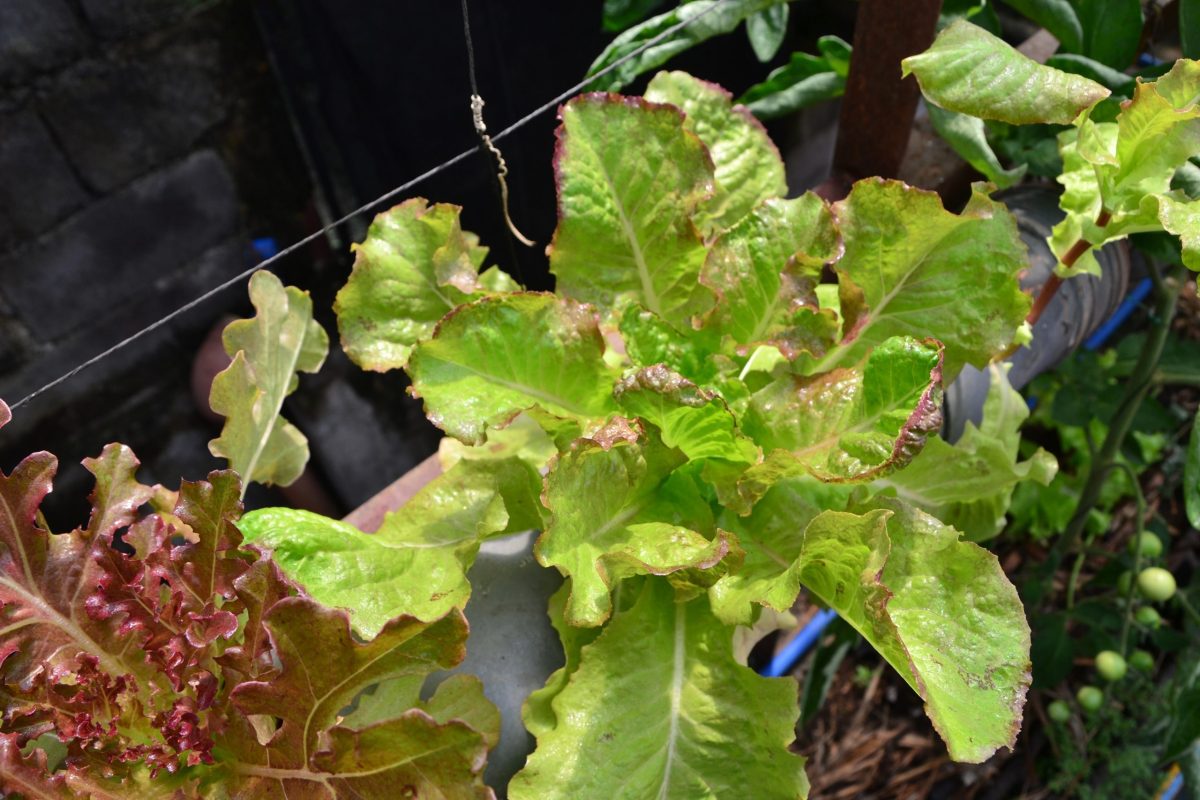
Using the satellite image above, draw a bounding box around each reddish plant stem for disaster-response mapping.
[1025,209,1112,326]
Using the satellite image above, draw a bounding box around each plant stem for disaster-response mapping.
[1050,263,1187,575]
[1107,461,1145,657]
[1177,592,1200,627]
[1026,209,1112,326]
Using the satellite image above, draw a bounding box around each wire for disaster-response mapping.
[7,0,731,413]
[460,0,480,98]
[461,0,534,246]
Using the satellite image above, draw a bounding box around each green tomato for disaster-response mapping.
[1048,699,1072,723]
[1135,606,1163,628]
[1095,650,1126,682]
[1129,649,1155,672]
[1076,685,1104,713]
[1128,531,1163,559]
[1137,567,1177,602]
[1116,570,1133,595]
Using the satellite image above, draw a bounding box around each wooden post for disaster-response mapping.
[831,0,944,187]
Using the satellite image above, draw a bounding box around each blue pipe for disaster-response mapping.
[761,608,839,677]
[1160,771,1183,800]
[1083,278,1153,351]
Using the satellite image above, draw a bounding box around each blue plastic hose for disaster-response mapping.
[761,608,839,677]
[1083,278,1153,351]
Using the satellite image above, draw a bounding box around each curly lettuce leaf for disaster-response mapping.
[1049,60,1200,270]
[334,198,516,371]
[614,365,758,463]
[644,70,786,233]
[800,499,1030,762]
[535,419,735,627]
[406,293,620,444]
[700,193,841,355]
[811,180,1030,378]
[209,270,328,495]
[239,455,542,636]
[226,601,491,797]
[878,364,1057,541]
[550,93,714,330]
[708,477,850,625]
[745,336,944,483]
[510,581,808,800]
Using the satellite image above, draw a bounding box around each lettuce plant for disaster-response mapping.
[0,408,496,797]
[226,71,1062,797]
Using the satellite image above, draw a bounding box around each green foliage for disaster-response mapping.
[738,36,850,119]
[911,24,1200,275]
[746,3,789,62]
[586,0,790,91]
[878,365,1057,541]
[509,579,809,800]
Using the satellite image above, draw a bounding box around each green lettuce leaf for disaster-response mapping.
[1156,192,1200,271]
[342,674,500,750]
[708,477,851,625]
[406,293,620,444]
[522,581,604,740]
[878,364,1057,540]
[334,198,516,372]
[800,499,1030,762]
[644,70,786,233]
[238,456,542,636]
[744,336,944,483]
[509,580,808,800]
[811,180,1030,378]
[614,365,759,463]
[901,20,1109,124]
[208,270,328,495]
[549,93,714,330]
[700,193,841,354]
[535,419,735,627]
[585,0,789,92]
[619,304,722,383]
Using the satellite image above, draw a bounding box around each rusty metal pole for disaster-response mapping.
[828,0,944,195]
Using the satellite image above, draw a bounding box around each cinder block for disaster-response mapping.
[0,150,238,342]
[0,0,85,84]
[0,110,89,248]
[40,44,224,191]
